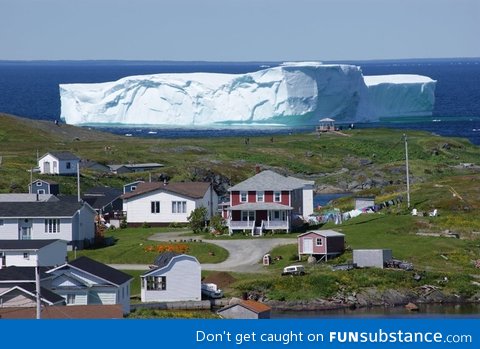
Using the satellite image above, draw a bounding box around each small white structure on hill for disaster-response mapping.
[38,151,79,175]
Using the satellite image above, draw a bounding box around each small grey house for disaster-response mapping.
[141,252,201,302]
[353,249,393,269]
[217,300,271,319]
[123,180,145,194]
[354,196,375,210]
[28,179,60,196]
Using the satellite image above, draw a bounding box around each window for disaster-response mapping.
[316,238,323,246]
[66,162,71,169]
[36,182,42,187]
[67,294,75,305]
[240,191,247,202]
[44,219,60,233]
[23,252,29,260]
[274,191,281,202]
[0,219,3,226]
[151,201,160,214]
[131,186,137,191]
[241,211,255,222]
[146,276,166,291]
[172,201,187,214]
[273,211,280,220]
[37,189,45,194]
[256,191,264,202]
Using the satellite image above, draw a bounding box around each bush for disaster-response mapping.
[209,214,227,235]
[188,207,208,234]
[141,222,151,229]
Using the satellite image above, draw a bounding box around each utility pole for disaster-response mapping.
[77,162,81,202]
[403,134,411,209]
[35,265,41,319]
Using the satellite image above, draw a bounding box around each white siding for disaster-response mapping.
[4,251,39,268]
[125,191,197,224]
[38,154,78,175]
[76,205,95,243]
[302,186,314,217]
[31,218,73,242]
[141,256,201,302]
[0,219,19,240]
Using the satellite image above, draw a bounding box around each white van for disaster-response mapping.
[281,265,305,276]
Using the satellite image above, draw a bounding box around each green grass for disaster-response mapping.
[68,227,229,264]
[121,270,143,297]
[127,308,220,319]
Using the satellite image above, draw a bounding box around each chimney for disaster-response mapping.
[255,165,261,174]
[163,178,168,186]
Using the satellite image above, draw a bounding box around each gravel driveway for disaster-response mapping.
[148,231,295,273]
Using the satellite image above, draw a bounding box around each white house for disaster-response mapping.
[38,151,79,175]
[141,252,201,302]
[122,181,218,226]
[47,256,133,314]
[0,199,96,250]
[0,239,67,269]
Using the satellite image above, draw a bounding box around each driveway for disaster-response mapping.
[148,231,295,273]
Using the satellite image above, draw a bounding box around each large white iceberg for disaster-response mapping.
[59,62,436,126]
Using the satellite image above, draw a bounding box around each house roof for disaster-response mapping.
[79,160,110,171]
[297,229,345,238]
[142,253,199,276]
[82,186,122,210]
[0,200,84,218]
[122,181,211,200]
[320,118,335,122]
[0,239,64,251]
[0,283,65,305]
[66,256,133,286]
[0,304,124,319]
[124,180,145,187]
[109,163,164,171]
[0,266,51,282]
[0,193,59,202]
[227,202,293,211]
[41,151,79,161]
[228,170,314,192]
[218,300,271,314]
[30,179,58,185]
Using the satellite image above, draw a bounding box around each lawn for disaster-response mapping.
[68,227,229,264]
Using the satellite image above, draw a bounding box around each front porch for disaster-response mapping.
[226,204,292,236]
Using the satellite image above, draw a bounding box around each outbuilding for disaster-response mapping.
[297,230,345,261]
[353,249,392,269]
[217,300,271,319]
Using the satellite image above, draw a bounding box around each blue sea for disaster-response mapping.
[0,59,479,144]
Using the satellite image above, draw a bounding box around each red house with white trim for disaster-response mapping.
[297,230,345,261]
[223,170,314,235]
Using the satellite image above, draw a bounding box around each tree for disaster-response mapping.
[209,214,227,235]
[188,207,208,234]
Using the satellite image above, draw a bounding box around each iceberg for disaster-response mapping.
[59,62,436,126]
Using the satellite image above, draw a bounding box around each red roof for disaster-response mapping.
[240,300,271,313]
[122,181,211,200]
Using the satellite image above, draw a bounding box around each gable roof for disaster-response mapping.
[64,256,133,286]
[82,186,122,210]
[142,253,199,276]
[0,239,63,251]
[218,300,271,314]
[30,179,58,185]
[0,200,84,218]
[0,283,65,305]
[41,151,79,161]
[0,193,59,202]
[297,229,345,238]
[229,170,314,192]
[122,181,211,200]
[0,266,51,282]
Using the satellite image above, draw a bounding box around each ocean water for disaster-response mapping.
[0,59,479,144]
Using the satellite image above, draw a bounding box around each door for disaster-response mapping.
[303,238,313,254]
[53,161,58,173]
[43,161,50,174]
[20,227,31,240]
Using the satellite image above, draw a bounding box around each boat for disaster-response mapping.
[201,283,223,299]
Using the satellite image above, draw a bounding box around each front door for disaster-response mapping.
[18,218,32,240]
[303,238,313,254]
[20,227,31,240]
[44,161,50,173]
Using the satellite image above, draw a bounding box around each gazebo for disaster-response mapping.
[316,118,335,132]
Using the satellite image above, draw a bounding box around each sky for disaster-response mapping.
[1,0,479,61]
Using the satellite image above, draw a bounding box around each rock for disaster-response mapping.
[307,256,317,264]
[405,302,419,311]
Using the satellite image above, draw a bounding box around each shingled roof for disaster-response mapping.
[0,239,63,251]
[122,181,211,200]
[67,256,133,286]
[0,201,84,218]
[228,170,314,192]
[41,151,79,161]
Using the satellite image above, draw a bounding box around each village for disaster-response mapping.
[0,115,479,319]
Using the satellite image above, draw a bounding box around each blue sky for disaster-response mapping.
[1,0,478,61]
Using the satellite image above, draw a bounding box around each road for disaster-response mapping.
[108,231,295,273]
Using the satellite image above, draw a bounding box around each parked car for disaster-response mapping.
[201,283,223,299]
[281,265,305,276]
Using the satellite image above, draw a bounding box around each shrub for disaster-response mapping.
[188,207,208,233]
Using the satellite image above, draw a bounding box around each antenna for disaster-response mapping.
[403,134,411,208]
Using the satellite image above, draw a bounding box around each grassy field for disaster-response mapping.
[68,227,229,264]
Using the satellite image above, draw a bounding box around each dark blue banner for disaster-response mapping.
[1,319,477,348]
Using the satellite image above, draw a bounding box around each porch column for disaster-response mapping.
[267,210,270,228]
[287,212,290,233]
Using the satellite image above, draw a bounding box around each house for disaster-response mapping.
[82,186,123,216]
[297,230,345,261]
[0,304,124,319]
[47,256,133,314]
[354,196,376,210]
[0,239,67,269]
[0,193,58,202]
[0,284,65,308]
[109,163,164,174]
[217,300,271,319]
[141,252,201,302]
[122,181,218,226]
[224,170,314,235]
[38,151,79,175]
[353,249,393,269]
[123,180,145,194]
[79,159,110,173]
[0,199,96,250]
[28,179,60,196]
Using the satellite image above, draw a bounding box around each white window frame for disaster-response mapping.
[241,211,255,222]
[45,219,60,233]
[151,201,160,214]
[256,191,264,202]
[67,294,75,305]
[23,252,29,260]
[36,182,42,187]
[274,191,281,202]
[131,186,137,191]
[316,238,323,246]
[146,276,166,291]
[37,189,45,194]
[172,201,187,214]
[240,191,247,203]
